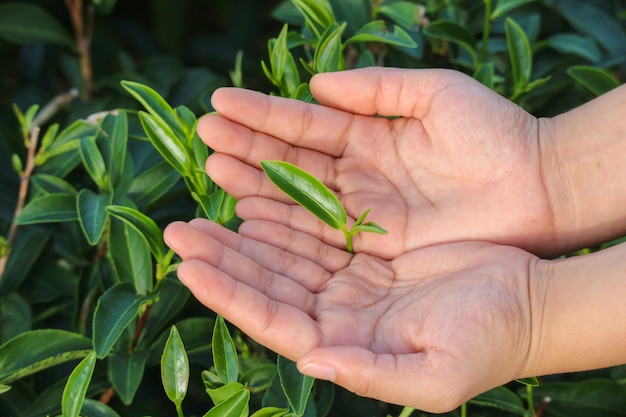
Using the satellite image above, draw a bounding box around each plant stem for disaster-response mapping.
[398,406,415,417]
[527,384,535,416]
[461,402,467,417]
[0,127,40,283]
[175,403,185,417]
[479,0,492,65]
[64,0,95,100]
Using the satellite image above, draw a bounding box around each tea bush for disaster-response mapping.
[1,1,625,416]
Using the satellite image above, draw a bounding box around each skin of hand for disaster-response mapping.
[198,67,567,259]
[163,218,540,413]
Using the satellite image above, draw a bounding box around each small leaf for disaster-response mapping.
[250,408,289,417]
[0,329,92,384]
[62,351,97,417]
[423,21,477,62]
[376,1,422,29]
[77,189,112,246]
[346,21,417,49]
[516,377,540,386]
[108,349,149,405]
[127,161,181,209]
[567,65,620,96]
[106,205,165,263]
[491,0,538,20]
[505,17,532,88]
[0,3,74,47]
[138,112,189,176]
[474,62,495,89]
[212,316,239,384]
[277,355,315,416]
[103,111,129,188]
[261,160,347,231]
[31,174,78,195]
[161,325,189,406]
[79,137,108,190]
[0,385,10,394]
[352,221,388,235]
[204,388,250,417]
[92,283,145,358]
[16,193,77,225]
[314,23,346,73]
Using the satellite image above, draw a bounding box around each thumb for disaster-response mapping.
[309,67,469,119]
[296,346,468,413]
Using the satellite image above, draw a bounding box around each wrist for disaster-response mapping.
[523,243,626,378]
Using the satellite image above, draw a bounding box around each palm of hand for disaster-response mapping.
[201,68,554,259]
[164,219,535,411]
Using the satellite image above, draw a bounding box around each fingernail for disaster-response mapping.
[299,362,336,382]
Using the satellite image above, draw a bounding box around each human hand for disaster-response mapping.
[164,218,539,412]
[199,67,560,258]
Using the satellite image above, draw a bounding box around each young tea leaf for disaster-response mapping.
[212,316,239,384]
[277,355,315,416]
[62,351,96,417]
[261,160,347,231]
[106,205,165,263]
[161,325,189,407]
[77,189,112,246]
[505,17,532,89]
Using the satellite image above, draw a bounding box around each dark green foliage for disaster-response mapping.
[0,0,625,416]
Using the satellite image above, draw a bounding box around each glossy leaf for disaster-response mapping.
[346,21,417,48]
[103,112,129,188]
[16,193,77,225]
[314,23,346,73]
[261,160,347,231]
[62,351,96,417]
[0,293,31,344]
[161,325,189,406]
[204,388,250,417]
[206,381,246,405]
[79,137,108,190]
[31,174,78,195]
[250,408,289,417]
[474,62,495,89]
[138,111,189,176]
[106,205,165,263]
[108,348,149,405]
[0,329,91,384]
[277,355,315,416]
[0,227,52,295]
[491,0,538,19]
[212,315,239,384]
[423,21,477,62]
[127,161,181,209]
[547,33,601,63]
[469,386,525,415]
[0,3,74,47]
[567,66,620,96]
[108,217,154,294]
[92,283,145,358]
[141,278,190,344]
[516,376,540,386]
[505,17,532,88]
[375,1,421,29]
[291,0,335,37]
[77,189,111,246]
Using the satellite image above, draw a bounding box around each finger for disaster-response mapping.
[237,219,352,273]
[235,196,347,249]
[297,347,470,413]
[200,114,342,195]
[164,221,322,306]
[310,67,471,119]
[177,259,320,361]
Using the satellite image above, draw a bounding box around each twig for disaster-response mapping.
[31,88,78,128]
[0,127,41,282]
[64,0,95,100]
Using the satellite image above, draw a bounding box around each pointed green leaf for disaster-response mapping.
[31,174,78,195]
[474,62,495,89]
[491,0,538,19]
[0,329,91,384]
[141,278,190,344]
[79,137,108,190]
[261,160,347,231]
[516,377,539,386]
[80,399,122,417]
[103,112,129,188]
[16,193,77,225]
[127,161,181,209]
[92,283,145,358]
[423,21,477,62]
[77,189,112,246]
[138,111,189,175]
[567,66,620,96]
[0,384,10,394]
[505,17,532,88]
[346,21,417,48]
[206,381,246,405]
[291,0,335,37]
[470,386,525,415]
[204,388,250,417]
[161,325,189,406]
[250,407,289,417]
[62,351,96,417]
[212,316,239,384]
[352,221,388,235]
[108,349,149,405]
[547,33,601,63]
[106,205,165,263]
[0,293,31,344]
[108,217,154,294]
[0,3,74,47]
[376,1,421,29]
[121,81,187,142]
[277,356,315,416]
[314,23,346,73]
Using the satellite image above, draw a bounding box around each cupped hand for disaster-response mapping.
[164,218,539,412]
[199,67,558,259]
